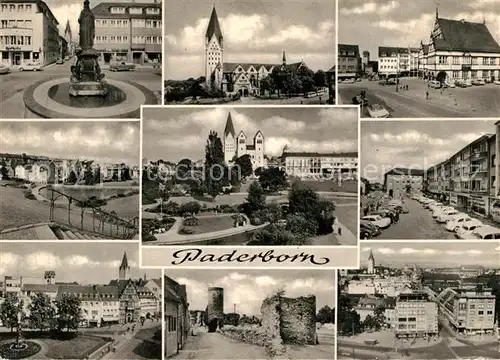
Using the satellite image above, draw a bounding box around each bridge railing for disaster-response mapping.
[46,188,138,239]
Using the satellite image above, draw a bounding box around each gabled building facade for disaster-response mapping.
[338,44,361,80]
[420,7,500,82]
[165,276,189,358]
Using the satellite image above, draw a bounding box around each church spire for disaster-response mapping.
[435,2,439,19]
[120,252,129,269]
[282,50,286,65]
[224,112,235,137]
[368,249,374,261]
[206,5,223,42]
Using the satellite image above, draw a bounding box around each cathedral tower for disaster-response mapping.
[119,252,130,280]
[253,130,265,169]
[205,6,224,88]
[223,112,236,164]
[367,250,375,274]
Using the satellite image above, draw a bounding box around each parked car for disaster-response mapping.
[343,78,355,84]
[455,220,484,239]
[362,215,391,229]
[444,82,456,88]
[445,214,473,232]
[386,78,396,85]
[429,80,441,88]
[0,63,10,74]
[360,220,381,239]
[391,204,409,213]
[494,80,500,85]
[19,62,42,71]
[367,104,390,118]
[56,58,64,64]
[374,209,398,223]
[460,225,500,240]
[109,61,136,71]
[456,80,468,88]
[472,79,485,86]
[432,206,455,218]
[436,209,460,223]
[424,200,439,209]
[352,94,368,105]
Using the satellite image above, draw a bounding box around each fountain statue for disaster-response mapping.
[69,0,108,96]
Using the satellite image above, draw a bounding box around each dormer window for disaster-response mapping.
[129,7,143,15]
[111,6,125,14]
[146,8,160,15]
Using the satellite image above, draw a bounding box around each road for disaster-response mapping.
[106,327,161,360]
[339,79,500,118]
[172,331,269,359]
[0,60,161,118]
[372,198,455,240]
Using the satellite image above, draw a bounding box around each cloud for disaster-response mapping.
[0,252,21,275]
[372,248,485,257]
[377,248,396,254]
[340,1,400,16]
[51,2,82,39]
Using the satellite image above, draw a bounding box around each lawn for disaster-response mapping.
[299,180,358,193]
[43,335,109,359]
[180,215,235,235]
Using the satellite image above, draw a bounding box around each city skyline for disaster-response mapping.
[167,270,335,317]
[0,243,159,284]
[164,0,336,79]
[361,242,500,268]
[361,120,497,182]
[143,107,358,162]
[338,0,500,61]
[0,121,140,165]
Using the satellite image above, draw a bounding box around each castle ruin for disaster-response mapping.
[207,287,224,332]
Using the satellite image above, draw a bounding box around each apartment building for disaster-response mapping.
[338,44,361,80]
[395,292,439,338]
[92,0,162,65]
[378,46,412,78]
[425,159,452,203]
[436,288,496,335]
[384,168,425,198]
[282,149,358,180]
[0,0,60,66]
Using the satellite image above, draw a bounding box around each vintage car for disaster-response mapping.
[19,62,42,71]
[367,104,390,118]
[0,63,10,74]
[359,220,381,239]
[361,215,391,229]
[109,61,136,71]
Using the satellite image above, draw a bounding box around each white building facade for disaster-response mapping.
[0,0,60,66]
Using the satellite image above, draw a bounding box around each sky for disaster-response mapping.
[338,0,500,61]
[0,243,160,284]
[164,0,336,79]
[142,107,358,162]
[167,270,335,316]
[361,120,497,183]
[0,121,140,165]
[360,242,500,268]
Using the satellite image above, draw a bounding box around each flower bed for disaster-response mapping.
[0,341,41,359]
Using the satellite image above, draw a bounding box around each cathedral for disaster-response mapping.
[223,112,265,170]
[204,6,310,97]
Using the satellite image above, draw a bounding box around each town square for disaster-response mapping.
[0,0,161,119]
[337,0,500,117]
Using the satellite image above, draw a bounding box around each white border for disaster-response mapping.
[161,0,166,105]
[335,0,339,106]
[161,269,165,360]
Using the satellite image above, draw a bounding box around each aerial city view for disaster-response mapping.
[0,243,161,360]
[0,121,140,240]
[337,242,500,360]
[164,0,336,104]
[0,0,161,119]
[165,269,335,360]
[141,107,358,247]
[337,0,500,117]
[360,120,500,240]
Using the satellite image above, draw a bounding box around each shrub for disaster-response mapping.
[142,234,157,242]
[249,225,310,246]
[24,190,36,200]
[77,196,107,208]
[183,217,199,226]
[180,201,202,215]
[179,227,195,235]
[250,217,263,226]
[286,214,317,236]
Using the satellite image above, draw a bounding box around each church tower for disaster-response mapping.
[205,6,224,89]
[253,130,265,170]
[223,112,236,164]
[119,252,130,280]
[64,20,72,56]
[367,250,375,274]
[237,131,247,157]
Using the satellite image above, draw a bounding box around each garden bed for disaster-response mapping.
[43,334,109,359]
[0,341,41,359]
[179,216,235,235]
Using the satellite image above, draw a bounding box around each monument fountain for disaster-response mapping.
[23,0,157,118]
[0,311,41,359]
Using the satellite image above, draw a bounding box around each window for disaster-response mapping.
[110,6,125,14]
[146,7,160,14]
[129,7,143,14]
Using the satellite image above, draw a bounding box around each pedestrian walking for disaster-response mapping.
[426,90,429,100]
[338,226,342,236]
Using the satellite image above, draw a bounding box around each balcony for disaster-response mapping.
[470,166,488,176]
[470,151,488,161]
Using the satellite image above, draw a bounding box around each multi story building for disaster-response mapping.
[282,148,358,180]
[449,134,493,215]
[165,276,189,358]
[0,0,60,66]
[409,47,420,77]
[418,43,429,78]
[92,0,162,65]
[378,46,412,78]
[424,159,452,203]
[395,292,439,338]
[436,288,496,335]
[58,35,67,59]
[223,112,265,170]
[384,168,425,198]
[338,44,361,80]
[420,7,500,82]
[362,50,370,73]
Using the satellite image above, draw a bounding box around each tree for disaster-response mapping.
[286,213,317,236]
[254,167,263,177]
[54,294,82,332]
[234,155,253,179]
[179,201,201,216]
[337,294,362,336]
[66,169,78,184]
[245,182,266,214]
[0,294,23,332]
[313,70,326,88]
[316,305,334,324]
[176,158,193,180]
[204,131,225,200]
[83,163,94,185]
[224,313,240,326]
[288,181,321,220]
[28,293,55,331]
[258,167,287,192]
[259,76,274,97]
[0,161,10,180]
[92,166,102,184]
